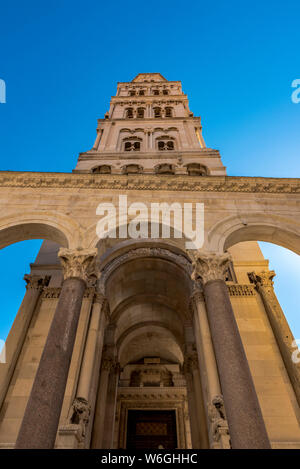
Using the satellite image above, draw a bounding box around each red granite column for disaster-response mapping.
[15,248,97,449]
[192,252,271,449]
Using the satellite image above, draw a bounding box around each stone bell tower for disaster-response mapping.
[73,72,226,177]
[0,73,300,450]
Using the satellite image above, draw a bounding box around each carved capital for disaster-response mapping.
[191,252,232,284]
[24,274,45,291]
[183,351,199,374]
[249,270,276,289]
[58,248,98,284]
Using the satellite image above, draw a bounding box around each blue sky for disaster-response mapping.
[0,0,299,340]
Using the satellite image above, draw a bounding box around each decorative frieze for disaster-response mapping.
[0,171,298,193]
[42,287,61,299]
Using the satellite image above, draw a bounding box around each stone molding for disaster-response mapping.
[0,171,299,193]
[183,351,199,374]
[191,252,232,284]
[42,287,61,299]
[58,248,98,284]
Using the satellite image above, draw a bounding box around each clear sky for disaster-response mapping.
[0,0,299,341]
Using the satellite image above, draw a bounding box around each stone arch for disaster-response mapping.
[0,211,80,249]
[208,212,300,255]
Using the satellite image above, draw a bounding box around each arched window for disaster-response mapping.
[91,165,111,174]
[139,90,145,96]
[154,107,162,118]
[186,163,208,176]
[153,89,159,96]
[126,108,134,118]
[165,107,173,117]
[137,107,145,118]
[123,138,141,152]
[123,164,142,174]
[155,163,174,174]
[156,137,175,151]
[163,89,169,95]
[129,90,136,96]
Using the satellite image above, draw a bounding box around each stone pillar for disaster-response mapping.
[183,362,201,448]
[184,351,209,448]
[91,355,114,448]
[249,270,300,408]
[0,275,46,410]
[102,361,120,449]
[76,293,107,402]
[191,287,230,447]
[192,252,271,449]
[58,293,108,448]
[15,248,97,449]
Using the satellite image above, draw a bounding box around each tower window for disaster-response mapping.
[163,89,169,95]
[186,163,208,176]
[124,139,141,151]
[153,90,159,96]
[165,107,173,117]
[126,108,134,118]
[155,163,174,174]
[157,138,175,151]
[123,164,142,174]
[129,90,136,96]
[154,107,162,118]
[139,90,145,96]
[137,107,145,118]
[91,165,111,174]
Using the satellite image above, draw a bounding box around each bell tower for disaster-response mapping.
[74,73,226,176]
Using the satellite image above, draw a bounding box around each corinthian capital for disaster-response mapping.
[191,252,232,284]
[249,270,276,288]
[58,248,98,284]
[24,274,45,291]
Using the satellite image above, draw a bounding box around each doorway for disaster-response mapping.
[126,410,177,449]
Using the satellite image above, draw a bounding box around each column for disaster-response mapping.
[249,270,300,407]
[192,252,271,449]
[184,351,209,448]
[91,355,114,448]
[183,361,201,448]
[0,275,46,409]
[15,247,97,449]
[76,294,107,402]
[191,287,230,448]
[102,361,120,449]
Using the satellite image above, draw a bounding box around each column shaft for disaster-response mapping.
[15,277,86,449]
[203,279,270,449]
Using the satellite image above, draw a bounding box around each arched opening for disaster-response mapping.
[91,249,209,449]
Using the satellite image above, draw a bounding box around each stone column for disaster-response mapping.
[15,248,97,449]
[191,287,230,448]
[183,361,201,448]
[249,270,300,408]
[0,275,46,410]
[102,361,120,449]
[91,355,114,448]
[184,351,209,448]
[192,252,271,449]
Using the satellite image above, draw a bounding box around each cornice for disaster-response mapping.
[0,171,299,194]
